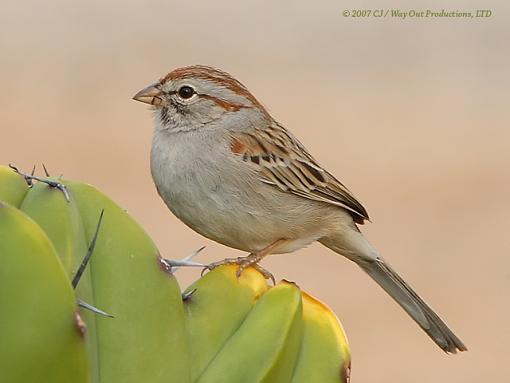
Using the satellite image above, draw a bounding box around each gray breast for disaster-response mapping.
[149,128,340,252]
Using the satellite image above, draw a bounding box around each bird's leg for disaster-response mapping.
[204,239,287,284]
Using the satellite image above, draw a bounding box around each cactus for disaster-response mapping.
[0,165,350,383]
[0,201,89,383]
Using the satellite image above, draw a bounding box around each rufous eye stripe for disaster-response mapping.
[199,94,243,112]
[161,65,268,115]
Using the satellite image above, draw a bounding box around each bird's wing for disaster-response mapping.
[229,123,369,224]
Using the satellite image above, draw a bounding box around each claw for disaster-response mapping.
[204,256,275,284]
[202,257,241,276]
[251,264,276,285]
[9,164,70,202]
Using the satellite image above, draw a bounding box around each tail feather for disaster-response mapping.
[358,258,467,353]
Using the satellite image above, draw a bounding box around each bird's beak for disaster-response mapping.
[132,83,164,106]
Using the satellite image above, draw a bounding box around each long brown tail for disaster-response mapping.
[358,257,467,353]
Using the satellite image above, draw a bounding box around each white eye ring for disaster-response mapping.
[177,85,196,100]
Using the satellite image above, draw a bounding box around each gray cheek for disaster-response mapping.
[188,100,226,123]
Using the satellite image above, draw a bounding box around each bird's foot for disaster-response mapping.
[203,254,275,285]
[249,263,276,285]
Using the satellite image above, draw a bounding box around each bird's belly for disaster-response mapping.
[150,131,337,254]
[155,172,282,252]
[160,177,336,254]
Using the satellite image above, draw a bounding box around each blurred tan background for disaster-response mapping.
[1,0,509,381]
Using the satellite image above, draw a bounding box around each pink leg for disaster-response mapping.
[204,239,287,284]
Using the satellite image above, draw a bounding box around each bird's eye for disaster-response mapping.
[178,86,195,99]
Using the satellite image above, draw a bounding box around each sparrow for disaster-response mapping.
[133,65,466,353]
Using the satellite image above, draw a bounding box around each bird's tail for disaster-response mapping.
[357,257,467,353]
[320,231,467,353]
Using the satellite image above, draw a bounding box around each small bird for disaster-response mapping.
[133,65,466,353]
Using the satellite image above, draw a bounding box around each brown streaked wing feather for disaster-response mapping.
[229,123,369,224]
